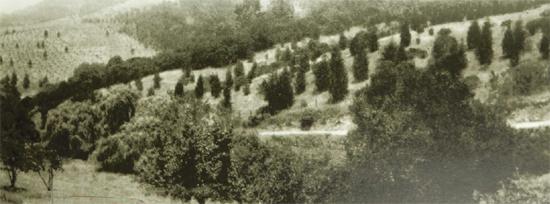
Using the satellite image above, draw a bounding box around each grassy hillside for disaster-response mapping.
[0,160,182,204]
[135,3,550,132]
[0,2,157,96]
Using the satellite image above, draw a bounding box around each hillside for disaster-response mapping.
[0,1,158,96]
[135,3,550,133]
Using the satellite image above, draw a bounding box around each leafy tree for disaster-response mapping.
[467,20,481,50]
[153,72,162,89]
[540,35,550,59]
[381,41,400,62]
[22,73,30,89]
[476,20,493,65]
[210,75,222,98]
[328,47,348,102]
[431,30,467,77]
[313,58,330,92]
[195,75,205,98]
[352,49,369,82]
[400,22,411,47]
[0,80,39,188]
[175,79,184,97]
[295,70,306,94]
[98,86,140,135]
[339,33,348,49]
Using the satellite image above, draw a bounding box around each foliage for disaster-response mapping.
[153,73,162,89]
[209,75,222,98]
[295,70,306,95]
[476,20,494,65]
[195,75,205,98]
[313,58,330,92]
[174,80,184,97]
[22,73,30,89]
[352,48,369,82]
[400,22,411,47]
[467,20,481,50]
[260,68,294,114]
[328,47,348,102]
[339,33,348,49]
[540,34,550,59]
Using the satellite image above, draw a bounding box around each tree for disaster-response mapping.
[540,35,549,60]
[210,75,223,98]
[39,76,49,88]
[476,20,493,65]
[247,62,258,81]
[153,72,162,89]
[366,30,379,52]
[225,68,234,89]
[135,79,143,91]
[400,22,411,47]
[195,75,205,98]
[175,80,184,97]
[234,62,245,91]
[0,55,3,65]
[243,79,251,95]
[261,69,294,113]
[510,20,526,66]
[349,32,365,56]
[28,59,33,68]
[352,49,369,82]
[313,58,330,92]
[381,41,400,62]
[502,26,514,58]
[44,30,48,38]
[65,46,69,53]
[10,72,17,87]
[22,73,30,89]
[339,33,348,49]
[295,70,306,94]
[0,80,39,188]
[328,47,348,102]
[147,87,155,96]
[222,85,232,109]
[467,20,481,50]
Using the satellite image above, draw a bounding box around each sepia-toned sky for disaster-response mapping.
[0,0,42,14]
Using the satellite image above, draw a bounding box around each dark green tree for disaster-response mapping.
[400,22,411,47]
[312,58,330,92]
[10,72,17,87]
[153,72,162,89]
[295,70,306,94]
[210,75,223,98]
[349,32,365,56]
[175,80,184,97]
[247,62,258,81]
[195,75,205,98]
[467,20,481,50]
[225,68,234,89]
[135,79,143,91]
[339,33,348,49]
[328,47,348,102]
[261,69,294,113]
[540,35,549,59]
[381,41,399,62]
[366,30,379,52]
[222,85,232,109]
[352,49,369,82]
[502,26,514,58]
[39,76,49,88]
[22,73,30,89]
[476,20,493,65]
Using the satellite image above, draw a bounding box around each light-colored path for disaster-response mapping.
[509,120,550,129]
[258,130,349,137]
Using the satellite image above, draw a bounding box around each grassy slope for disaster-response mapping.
[0,1,157,97]
[0,160,182,204]
[136,4,550,131]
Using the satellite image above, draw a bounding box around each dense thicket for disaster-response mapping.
[260,69,294,114]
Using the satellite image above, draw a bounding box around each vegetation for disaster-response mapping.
[476,20,494,65]
[467,20,481,50]
[328,47,348,102]
[260,68,294,114]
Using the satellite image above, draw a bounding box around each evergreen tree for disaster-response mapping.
[0,56,3,65]
[295,70,306,94]
[22,73,30,89]
[395,46,408,63]
[174,80,184,97]
[350,32,365,56]
[502,26,514,58]
[366,30,379,52]
[312,58,330,92]
[467,20,481,50]
[339,33,348,49]
[247,62,258,81]
[147,87,155,96]
[10,72,17,87]
[476,20,493,65]
[135,79,143,91]
[381,41,399,62]
[234,62,245,91]
[510,20,526,66]
[281,47,292,62]
[28,60,33,68]
[222,85,231,109]
[261,69,294,113]
[153,72,162,89]
[353,49,369,81]
[243,79,251,96]
[328,47,348,102]
[210,75,222,98]
[39,76,49,88]
[540,35,550,60]
[225,68,233,89]
[400,22,411,47]
[195,75,205,98]
[9,58,14,67]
